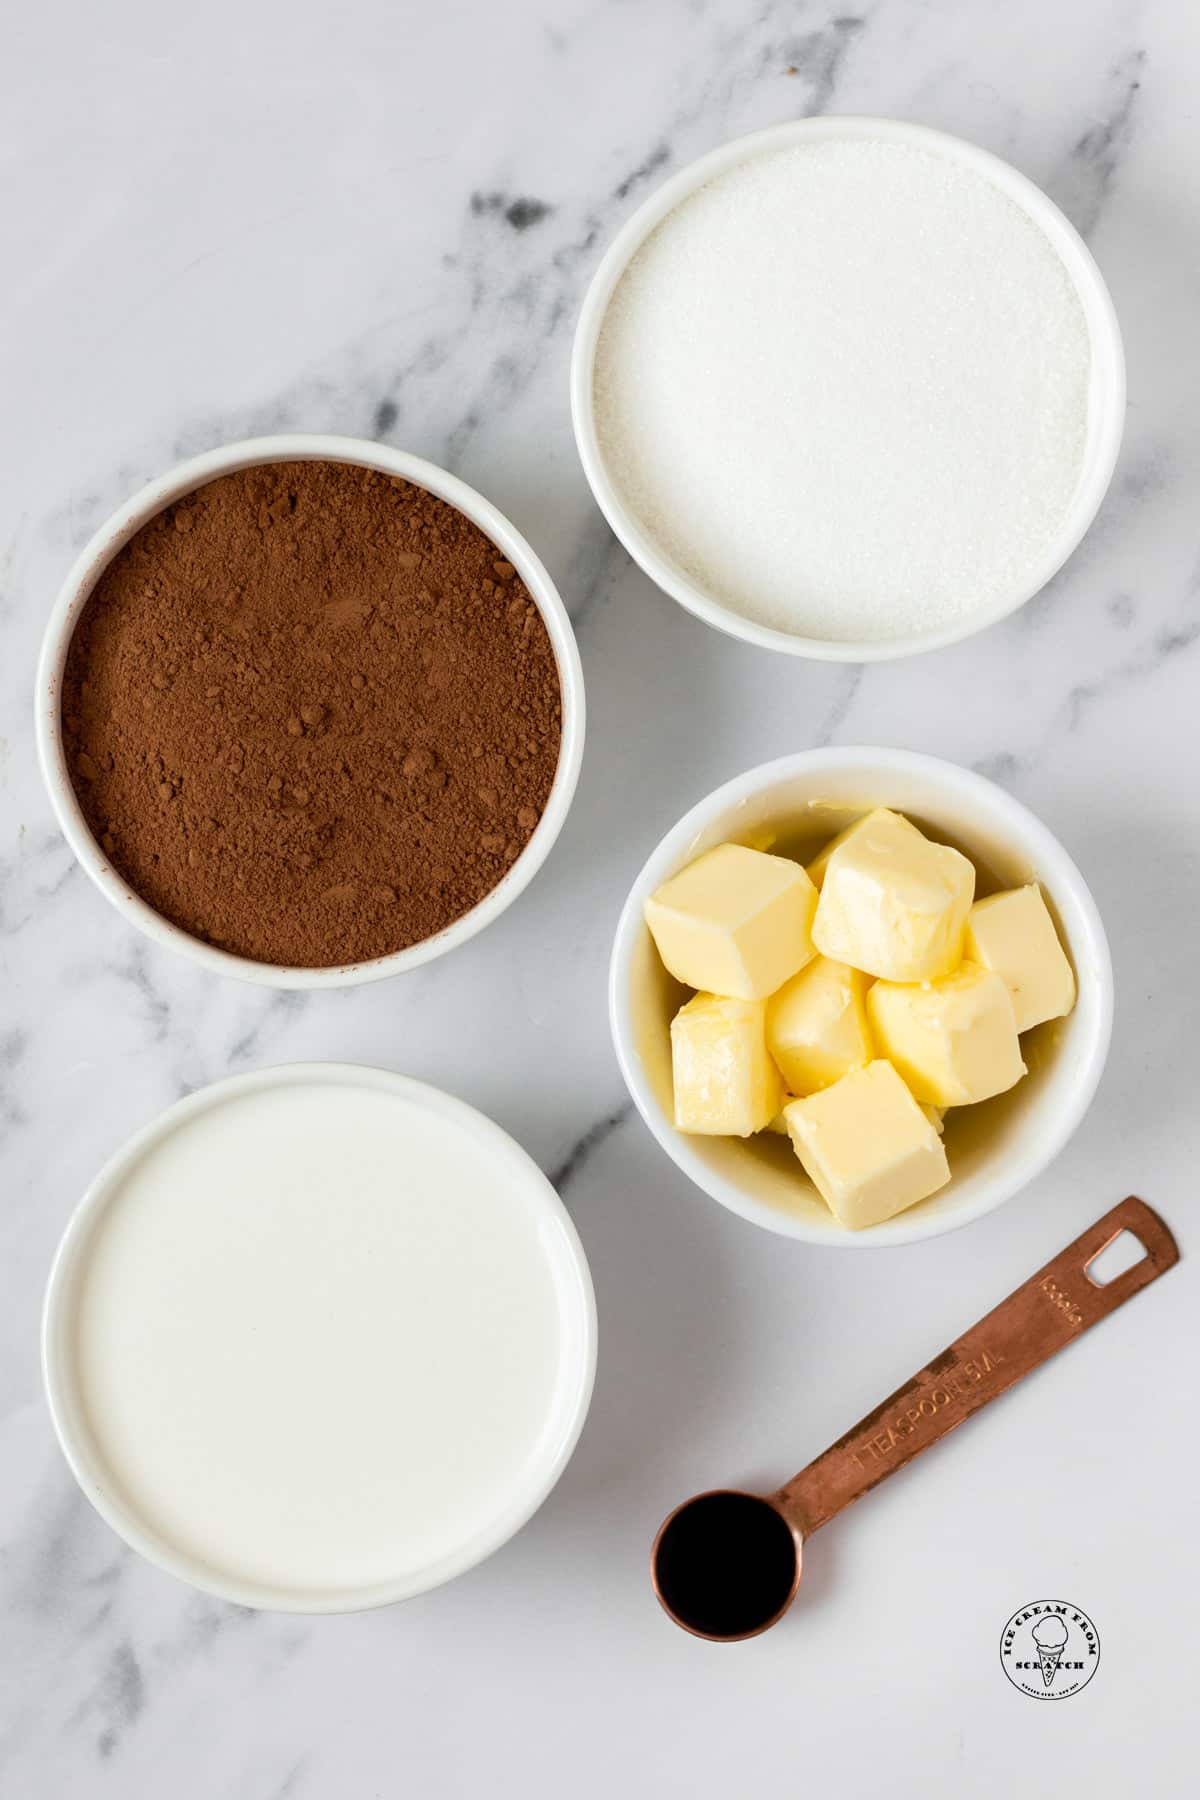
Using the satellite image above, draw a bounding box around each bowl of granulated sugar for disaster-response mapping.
[572,117,1125,661]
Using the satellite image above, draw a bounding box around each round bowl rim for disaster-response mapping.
[608,746,1114,1246]
[42,1061,598,1611]
[35,433,585,988]
[571,114,1126,663]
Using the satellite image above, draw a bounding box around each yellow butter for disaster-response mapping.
[805,811,904,890]
[866,964,1026,1107]
[671,992,784,1136]
[645,843,817,1001]
[812,808,975,982]
[921,1104,946,1136]
[763,1103,799,1136]
[765,956,874,1095]
[964,884,1076,1034]
[783,1060,950,1230]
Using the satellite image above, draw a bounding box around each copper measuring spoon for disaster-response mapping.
[652,1197,1178,1642]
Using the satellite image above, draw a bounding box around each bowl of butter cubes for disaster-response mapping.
[610,747,1112,1245]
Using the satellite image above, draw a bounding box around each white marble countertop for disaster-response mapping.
[3,2,1197,1794]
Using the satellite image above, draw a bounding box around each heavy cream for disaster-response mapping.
[60,1074,591,1603]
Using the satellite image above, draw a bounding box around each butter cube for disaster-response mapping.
[763,1102,799,1136]
[671,993,784,1136]
[805,811,905,890]
[783,1061,950,1230]
[812,809,975,982]
[964,884,1076,1034]
[645,843,817,1001]
[922,1104,946,1135]
[765,957,874,1095]
[866,964,1026,1107]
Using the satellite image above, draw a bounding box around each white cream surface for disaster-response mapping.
[70,1080,574,1597]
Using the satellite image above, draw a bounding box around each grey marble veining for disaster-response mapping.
[2,2,1198,1795]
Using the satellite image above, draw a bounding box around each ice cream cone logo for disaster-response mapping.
[1000,1599,1100,1700]
[1032,1616,1069,1687]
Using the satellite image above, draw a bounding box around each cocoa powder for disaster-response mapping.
[62,461,563,967]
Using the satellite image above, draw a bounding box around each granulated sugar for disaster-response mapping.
[593,141,1092,643]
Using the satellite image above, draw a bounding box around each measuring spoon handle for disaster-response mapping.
[775,1197,1178,1537]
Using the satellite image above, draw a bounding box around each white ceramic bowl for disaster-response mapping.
[43,1062,597,1612]
[572,116,1126,662]
[610,748,1113,1246]
[35,434,585,988]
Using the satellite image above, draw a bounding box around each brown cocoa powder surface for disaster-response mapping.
[62,461,563,967]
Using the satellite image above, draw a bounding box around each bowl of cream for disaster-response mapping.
[572,117,1125,660]
[43,1064,596,1611]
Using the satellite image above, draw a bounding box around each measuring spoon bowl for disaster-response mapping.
[652,1489,802,1642]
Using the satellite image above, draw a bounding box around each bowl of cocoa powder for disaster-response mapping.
[36,437,584,985]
